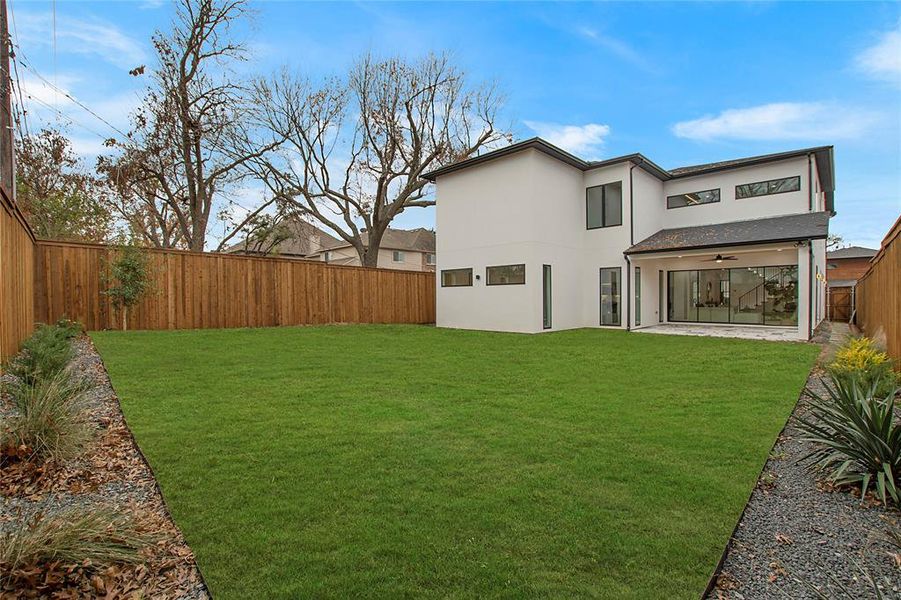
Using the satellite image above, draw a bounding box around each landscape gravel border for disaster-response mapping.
[704,323,900,599]
[1,335,210,599]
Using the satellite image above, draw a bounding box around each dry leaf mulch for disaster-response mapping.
[1,336,209,599]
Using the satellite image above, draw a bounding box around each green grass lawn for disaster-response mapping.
[92,325,818,599]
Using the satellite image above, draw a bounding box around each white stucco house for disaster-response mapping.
[424,138,834,340]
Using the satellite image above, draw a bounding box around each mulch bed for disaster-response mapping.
[707,324,900,599]
[1,336,209,599]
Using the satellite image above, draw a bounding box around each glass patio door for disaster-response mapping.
[599,267,621,326]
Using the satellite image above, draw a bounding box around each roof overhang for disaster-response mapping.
[624,212,830,256]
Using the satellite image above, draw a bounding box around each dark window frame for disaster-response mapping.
[735,175,801,200]
[542,264,552,330]
[486,263,526,286]
[599,266,622,326]
[440,268,473,287]
[586,181,624,230]
[666,188,721,210]
[666,264,799,326]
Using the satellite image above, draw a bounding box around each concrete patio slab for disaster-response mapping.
[633,323,803,342]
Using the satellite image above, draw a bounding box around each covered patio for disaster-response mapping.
[625,212,830,341]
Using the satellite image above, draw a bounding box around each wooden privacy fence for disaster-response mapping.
[855,215,900,367]
[33,241,436,332]
[0,189,35,363]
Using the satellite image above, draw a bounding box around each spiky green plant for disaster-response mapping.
[795,375,901,505]
[3,369,93,463]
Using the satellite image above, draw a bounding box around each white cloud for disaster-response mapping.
[577,27,655,73]
[524,121,611,158]
[671,102,879,142]
[854,23,901,85]
[15,12,146,70]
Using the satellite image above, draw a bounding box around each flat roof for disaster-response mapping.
[624,212,831,255]
[421,138,835,212]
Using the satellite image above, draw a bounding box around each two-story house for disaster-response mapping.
[424,138,834,340]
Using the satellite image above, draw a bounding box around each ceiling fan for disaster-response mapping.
[704,254,738,263]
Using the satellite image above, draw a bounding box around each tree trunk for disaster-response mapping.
[122,306,128,332]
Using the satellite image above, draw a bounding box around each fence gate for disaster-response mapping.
[827,286,853,322]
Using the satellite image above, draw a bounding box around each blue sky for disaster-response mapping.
[10,0,901,248]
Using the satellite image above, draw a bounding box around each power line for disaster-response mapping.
[7,0,29,139]
[24,91,115,143]
[17,57,130,139]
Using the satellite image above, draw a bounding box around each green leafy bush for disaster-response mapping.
[6,324,76,387]
[2,370,93,463]
[796,375,901,505]
[0,506,153,575]
[103,245,151,331]
[828,337,900,398]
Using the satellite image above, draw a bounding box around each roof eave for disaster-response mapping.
[625,233,828,256]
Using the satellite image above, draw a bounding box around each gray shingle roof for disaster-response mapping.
[826,246,878,260]
[625,212,830,255]
[318,227,435,253]
[225,216,341,257]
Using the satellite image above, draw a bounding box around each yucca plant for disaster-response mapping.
[795,374,901,505]
[3,369,94,463]
[0,506,153,575]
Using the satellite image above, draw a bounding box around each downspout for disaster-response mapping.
[625,162,640,331]
[807,239,814,340]
[807,154,814,212]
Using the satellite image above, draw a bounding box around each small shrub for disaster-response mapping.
[54,317,83,339]
[828,337,900,397]
[3,369,93,463]
[795,375,901,505]
[6,324,76,387]
[0,506,153,575]
[103,245,151,331]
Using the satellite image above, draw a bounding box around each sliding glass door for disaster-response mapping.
[599,267,621,326]
[667,265,798,326]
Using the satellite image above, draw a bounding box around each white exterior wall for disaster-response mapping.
[435,148,828,337]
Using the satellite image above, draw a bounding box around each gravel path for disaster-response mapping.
[707,325,900,599]
[1,336,210,599]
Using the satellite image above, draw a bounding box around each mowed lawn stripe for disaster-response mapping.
[92,325,818,599]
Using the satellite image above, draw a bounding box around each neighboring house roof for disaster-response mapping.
[316,227,436,254]
[421,138,835,212]
[826,245,878,260]
[624,212,831,255]
[225,216,341,257]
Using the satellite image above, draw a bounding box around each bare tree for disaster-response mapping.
[98,0,281,251]
[252,53,510,267]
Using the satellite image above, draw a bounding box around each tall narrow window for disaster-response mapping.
[634,266,641,326]
[542,265,552,330]
[599,267,621,326]
[586,181,623,229]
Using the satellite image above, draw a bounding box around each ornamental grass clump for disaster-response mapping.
[829,337,900,398]
[0,506,153,576]
[2,369,93,464]
[795,375,901,505]
[6,324,77,388]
